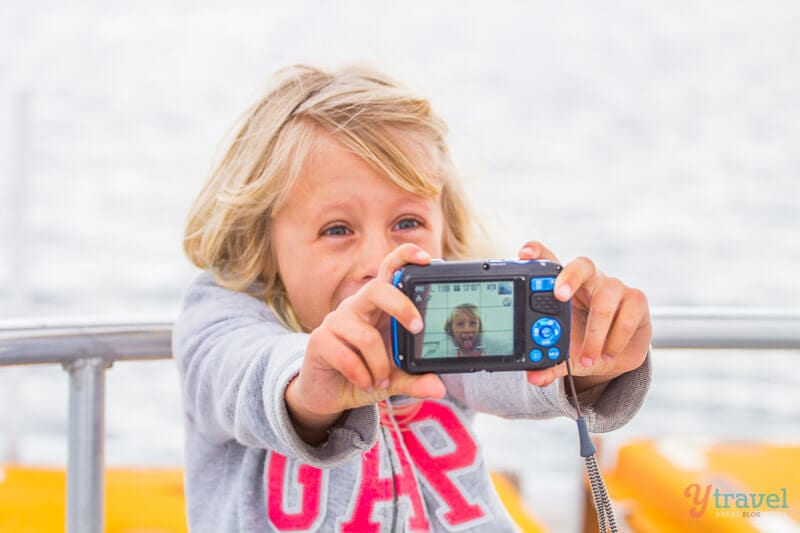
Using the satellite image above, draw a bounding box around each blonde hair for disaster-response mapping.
[184,64,480,331]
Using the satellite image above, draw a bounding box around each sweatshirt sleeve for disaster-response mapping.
[171,272,379,467]
[440,352,652,433]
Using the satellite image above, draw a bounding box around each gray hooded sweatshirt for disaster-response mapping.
[172,272,651,532]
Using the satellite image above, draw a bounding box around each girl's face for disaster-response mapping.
[271,132,445,331]
[451,311,480,350]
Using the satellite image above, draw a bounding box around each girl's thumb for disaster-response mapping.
[390,370,446,399]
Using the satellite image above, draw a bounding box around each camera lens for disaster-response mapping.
[482,262,490,270]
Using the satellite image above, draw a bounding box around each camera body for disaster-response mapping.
[391,259,571,374]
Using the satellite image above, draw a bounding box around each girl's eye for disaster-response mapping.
[394,218,422,231]
[321,225,352,237]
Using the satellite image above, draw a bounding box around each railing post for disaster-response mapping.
[64,357,110,533]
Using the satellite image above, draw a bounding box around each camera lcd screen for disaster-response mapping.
[411,280,516,358]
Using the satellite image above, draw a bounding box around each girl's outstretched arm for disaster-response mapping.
[173,274,377,466]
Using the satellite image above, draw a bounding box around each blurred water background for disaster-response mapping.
[1,1,799,531]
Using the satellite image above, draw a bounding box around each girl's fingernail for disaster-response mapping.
[365,386,374,394]
[581,357,594,368]
[416,250,430,261]
[409,318,423,333]
[602,353,613,361]
[557,285,571,299]
[379,379,390,390]
[520,247,534,257]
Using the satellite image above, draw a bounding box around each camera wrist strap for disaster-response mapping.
[565,359,618,533]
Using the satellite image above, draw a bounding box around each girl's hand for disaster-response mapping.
[518,241,652,392]
[285,244,445,444]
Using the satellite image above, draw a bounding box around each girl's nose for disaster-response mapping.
[351,231,394,282]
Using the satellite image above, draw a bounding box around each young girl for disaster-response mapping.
[174,64,652,532]
[444,304,484,357]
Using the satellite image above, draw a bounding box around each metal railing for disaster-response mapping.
[0,319,171,533]
[1,308,799,532]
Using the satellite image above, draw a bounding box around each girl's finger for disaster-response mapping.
[526,362,567,387]
[554,256,600,302]
[325,310,392,388]
[601,288,649,361]
[387,367,446,399]
[346,279,424,335]
[314,327,375,391]
[578,277,626,367]
[518,241,559,262]
[377,243,431,283]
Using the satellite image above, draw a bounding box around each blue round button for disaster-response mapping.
[547,347,561,360]
[531,317,562,347]
[529,349,543,362]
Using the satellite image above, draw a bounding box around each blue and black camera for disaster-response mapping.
[391,260,571,374]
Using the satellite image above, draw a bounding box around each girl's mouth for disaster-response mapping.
[458,335,475,350]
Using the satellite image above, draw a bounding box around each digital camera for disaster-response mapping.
[391,260,571,374]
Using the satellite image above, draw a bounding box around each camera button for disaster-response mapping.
[529,349,543,362]
[531,317,562,347]
[547,347,560,361]
[530,292,562,315]
[530,277,556,292]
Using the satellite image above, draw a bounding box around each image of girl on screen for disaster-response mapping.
[444,303,485,357]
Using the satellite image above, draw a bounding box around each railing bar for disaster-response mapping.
[65,357,107,533]
[0,310,799,368]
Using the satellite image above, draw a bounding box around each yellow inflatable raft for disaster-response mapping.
[603,440,799,532]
